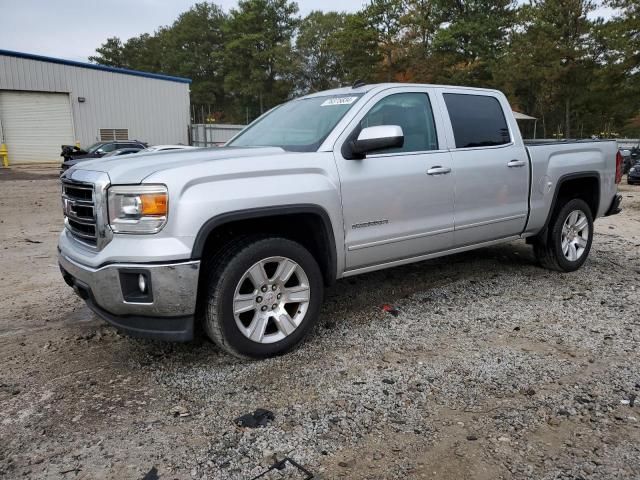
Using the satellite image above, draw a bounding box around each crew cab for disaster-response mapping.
[58,83,623,358]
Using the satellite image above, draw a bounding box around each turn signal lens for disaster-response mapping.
[141,193,168,216]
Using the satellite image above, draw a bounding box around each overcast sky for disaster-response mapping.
[0,0,615,63]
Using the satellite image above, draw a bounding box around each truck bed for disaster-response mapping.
[523,140,618,236]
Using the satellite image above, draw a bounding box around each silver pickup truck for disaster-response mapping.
[58,83,623,358]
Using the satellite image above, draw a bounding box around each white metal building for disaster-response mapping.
[0,49,191,164]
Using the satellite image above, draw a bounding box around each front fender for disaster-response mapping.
[143,152,346,278]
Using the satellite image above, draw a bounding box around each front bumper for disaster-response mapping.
[59,252,200,341]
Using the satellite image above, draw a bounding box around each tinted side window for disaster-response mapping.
[360,93,438,153]
[443,94,511,148]
[100,143,116,153]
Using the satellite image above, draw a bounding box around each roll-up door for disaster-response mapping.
[0,91,75,164]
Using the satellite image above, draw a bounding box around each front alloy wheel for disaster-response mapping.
[202,236,323,358]
[233,257,311,344]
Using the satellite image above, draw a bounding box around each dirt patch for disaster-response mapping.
[0,167,60,181]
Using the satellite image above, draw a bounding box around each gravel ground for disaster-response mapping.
[1,169,639,480]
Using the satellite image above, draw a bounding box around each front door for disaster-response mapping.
[334,89,455,271]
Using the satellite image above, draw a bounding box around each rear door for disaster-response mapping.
[334,87,455,271]
[438,89,530,246]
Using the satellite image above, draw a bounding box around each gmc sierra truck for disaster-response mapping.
[58,83,623,358]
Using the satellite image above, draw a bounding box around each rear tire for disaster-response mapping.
[202,236,323,359]
[534,198,594,272]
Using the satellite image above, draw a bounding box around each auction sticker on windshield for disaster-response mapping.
[321,97,359,107]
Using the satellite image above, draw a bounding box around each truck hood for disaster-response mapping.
[66,147,288,184]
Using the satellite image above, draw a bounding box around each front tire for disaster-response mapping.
[534,198,594,272]
[202,236,323,359]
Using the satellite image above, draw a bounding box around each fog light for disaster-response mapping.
[119,270,153,303]
[138,274,147,293]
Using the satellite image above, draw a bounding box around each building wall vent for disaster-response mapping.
[99,128,129,141]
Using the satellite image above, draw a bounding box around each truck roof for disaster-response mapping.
[300,83,503,99]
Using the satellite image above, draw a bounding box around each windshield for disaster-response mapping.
[228,94,363,152]
[86,142,104,153]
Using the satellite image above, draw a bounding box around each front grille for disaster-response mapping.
[62,180,97,247]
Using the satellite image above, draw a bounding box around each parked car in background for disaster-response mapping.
[58,83,622,358]
[620,148,633,174]
[60,145,146,174]
[628,162,640,185]
[61,140,147,162]
[102,148,144,157]
[140,145,199,153]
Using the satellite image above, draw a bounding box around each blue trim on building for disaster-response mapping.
[0,49,192,84]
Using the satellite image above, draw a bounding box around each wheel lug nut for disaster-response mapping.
[256,296,263,303]
[272,285,277,291]
[272,304,277,310]
[261,305,267,312]
[277,293,282,299]
[261,286,268,293]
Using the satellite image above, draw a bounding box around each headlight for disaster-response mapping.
[108,185,168,233]
[631,167,636,173]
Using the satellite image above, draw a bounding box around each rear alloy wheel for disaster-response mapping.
[534,198,594,272]
[560,210,590,262]
[202,237,323,358]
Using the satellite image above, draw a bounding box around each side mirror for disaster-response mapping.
[346,125,404,159]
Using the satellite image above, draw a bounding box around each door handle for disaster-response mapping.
[508,160,526,168]
[427,166,452,176]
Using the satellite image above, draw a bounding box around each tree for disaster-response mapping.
[332,13,383,84]
[89,37,126,67]
[431,0,517,86]
[294,11,347,93]
[496,0,598,138]
[161,3,228,108]
[363,0,405,81]
[86,0,638,135]
[223,0,299,119]
[602,0,640,136]
[400,0,448,82]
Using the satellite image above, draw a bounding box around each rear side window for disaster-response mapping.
[100,143,116,153]
[443,94,511,148]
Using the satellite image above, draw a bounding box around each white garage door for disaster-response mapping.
[0,91,75,164]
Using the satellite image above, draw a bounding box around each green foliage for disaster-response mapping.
[88,0,640,133]
[223,0,299,119]
[363,0,405,80]
[295,11,347,93]
[331,13,382,84]
[89,37,126,67]
[162,3,227,107]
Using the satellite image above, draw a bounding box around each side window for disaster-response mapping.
[443,94,511,148]
[99,143,116,153]
[360,93,438,154]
